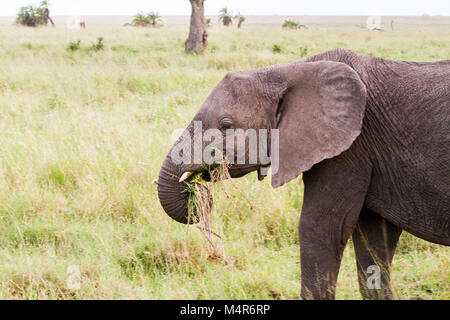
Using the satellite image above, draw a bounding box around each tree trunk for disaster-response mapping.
[44,8,55,27]
[185,0,208,53]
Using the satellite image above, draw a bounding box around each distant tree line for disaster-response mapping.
[132,12,162,27]
[14,0,309,56]
[218,7,246,28]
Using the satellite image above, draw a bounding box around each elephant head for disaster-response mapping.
[157,61,366,224]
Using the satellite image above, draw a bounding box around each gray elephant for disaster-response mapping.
[157,48,450,299]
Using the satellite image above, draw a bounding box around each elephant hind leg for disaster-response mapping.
[352,209,402,300]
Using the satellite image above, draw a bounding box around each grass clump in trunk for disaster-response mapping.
[184,160,256,264]
[185,162,233,262]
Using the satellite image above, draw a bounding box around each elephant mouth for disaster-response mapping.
[229,164,263,179]
[158,159,267,225]
[180,164,261,184]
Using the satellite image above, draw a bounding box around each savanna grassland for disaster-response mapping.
[0,16,448,299]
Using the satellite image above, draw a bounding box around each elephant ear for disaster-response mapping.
[269,61,367,188]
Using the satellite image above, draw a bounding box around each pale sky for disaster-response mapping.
[1,0,449,16]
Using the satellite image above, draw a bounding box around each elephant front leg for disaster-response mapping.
[299,159,371,300]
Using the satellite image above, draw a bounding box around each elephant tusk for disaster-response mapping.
[179,171,193,183]
[152,179,158,185]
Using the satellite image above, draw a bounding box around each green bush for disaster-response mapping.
[272,44,282,53]
[90,37,104,51]
[67,40,81,51]
[282,20,307,30]
[15,1,51,27]
[299,46,308,57]
[21,42,33,49]
[16,5,45,27]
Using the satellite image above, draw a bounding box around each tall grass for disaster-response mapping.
[0,23,448,299]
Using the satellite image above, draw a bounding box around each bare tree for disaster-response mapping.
[185,0,208,53]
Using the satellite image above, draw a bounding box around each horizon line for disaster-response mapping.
[0,14,449,17]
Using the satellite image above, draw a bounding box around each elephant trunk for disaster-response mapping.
[157,121,218,224]
[157,152,194,224]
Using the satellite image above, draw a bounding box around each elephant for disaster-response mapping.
[157,48,450,299]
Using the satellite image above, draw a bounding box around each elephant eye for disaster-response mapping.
[219,118,233,131]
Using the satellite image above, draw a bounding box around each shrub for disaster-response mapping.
[272,44,282,53]
[67,40,81,51]
[21,42,33,49]
[47,92,67,110]
[16,5,45,27]
[282,20,307,30]
[90,37,104,51]
[299,46,308,57]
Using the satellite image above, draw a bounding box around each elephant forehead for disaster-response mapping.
[195,72,270,127]
[203,80,264,111]
[221,72,261,103]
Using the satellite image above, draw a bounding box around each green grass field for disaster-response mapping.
[0,16,448,299]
